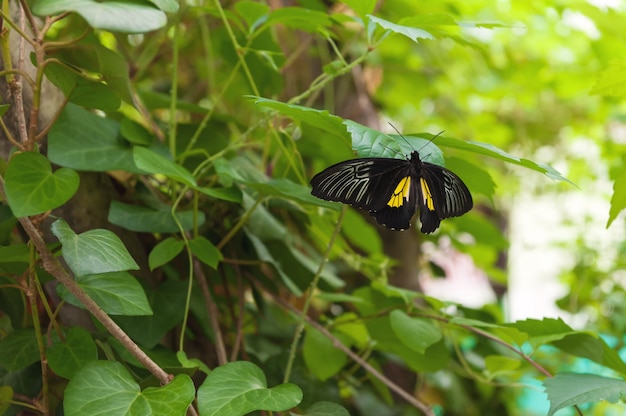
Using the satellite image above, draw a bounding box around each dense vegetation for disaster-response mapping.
[1,1,626,415]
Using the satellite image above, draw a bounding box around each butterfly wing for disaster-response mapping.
[417,162,473,233]
[310,157,412,212]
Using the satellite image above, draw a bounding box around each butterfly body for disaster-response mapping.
[310,151,472,233]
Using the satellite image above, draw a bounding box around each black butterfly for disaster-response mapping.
[310,150,472,233]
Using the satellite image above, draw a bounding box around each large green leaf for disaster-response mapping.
[252,97,349,144]
[64,361,194,415]
[543,373,626,416]
[56,272,152,316]
[33,0,168,33]
[4,152,79,217]
[345,120,444,164]
[51,219,139,277]
[435,135,574,184]
[197,361,303,416]
[48,103,141,173]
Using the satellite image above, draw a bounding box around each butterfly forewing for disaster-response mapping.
[310,158,412,211]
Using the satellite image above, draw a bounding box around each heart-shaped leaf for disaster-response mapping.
[197,361,302,416]
[64,361,194,415]
[51,219,139,277]
[4,152,79,217]
[56,271,152,316]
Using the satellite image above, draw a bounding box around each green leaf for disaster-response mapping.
[543,373,626,416]
[64,361,195,415]
[551,333,626,375]
[57,271,153,316]
[48,103,141,173]
[345,120,444,165]
[234,1,270,32]
[389,310,442,354]
[33,0,167,33]
[302,401,350,415]
[252,97,349,143]
[590,58,626,97]
[368,15,434,42]
[607,159,626,228]
[47,327,98,379]
[0,329,39,371]
[44,62,121,111]
[264,7,332,34]
[189,236,222,269]
[197,361,303,416]
[303,328,347,381]
[149,237,185,270]
[133,146,197,187]
[50,219,139,276]
[4,152,79,217]
[108,201,205,233]
[484,355,521,379]
[435,135,574,184]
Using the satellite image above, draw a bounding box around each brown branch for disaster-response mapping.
[0,177,172,385]
[263,286,435,416]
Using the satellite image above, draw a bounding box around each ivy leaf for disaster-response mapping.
[56,272,153,316]
[51,219,139,277]
[64,361,194,415]
[4,152,79,217]
[197,361,302,415]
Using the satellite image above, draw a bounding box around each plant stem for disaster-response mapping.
[283,206,346,383]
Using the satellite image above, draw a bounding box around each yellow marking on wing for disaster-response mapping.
[387,176,411,208]
[420,177,435,211]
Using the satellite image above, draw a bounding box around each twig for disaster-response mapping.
[268,291,435,416]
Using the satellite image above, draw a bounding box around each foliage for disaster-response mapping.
[0,1,625,415]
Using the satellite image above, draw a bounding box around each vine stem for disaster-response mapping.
[283,206,346,383]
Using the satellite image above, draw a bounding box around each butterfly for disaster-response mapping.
[310,148,473,233]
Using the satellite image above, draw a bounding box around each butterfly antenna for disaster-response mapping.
[388,122,446,154]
